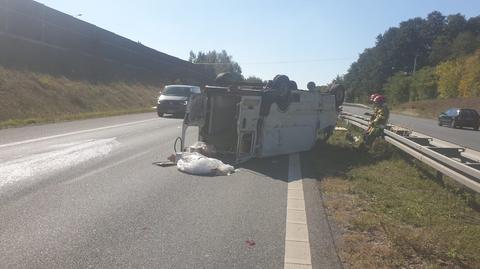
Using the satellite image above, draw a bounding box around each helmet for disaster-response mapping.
[373,94,385,104]
[369,93,379,102]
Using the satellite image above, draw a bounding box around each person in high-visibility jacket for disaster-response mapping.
[366,93,380,121]
[363,94,389,146]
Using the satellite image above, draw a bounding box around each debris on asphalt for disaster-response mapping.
[177,152,235,176]
[245,240,256,247]
[187,141,216,157]
[153,161,176,167]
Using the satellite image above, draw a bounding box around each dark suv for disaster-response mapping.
[156,85,201,117]
[438,108,479,130]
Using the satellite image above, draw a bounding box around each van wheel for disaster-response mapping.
[157,112,164,117]
[474,125,479,131]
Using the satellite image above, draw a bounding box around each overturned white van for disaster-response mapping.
[180,75,344,164]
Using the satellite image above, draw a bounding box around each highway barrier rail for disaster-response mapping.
[341,112,480,193]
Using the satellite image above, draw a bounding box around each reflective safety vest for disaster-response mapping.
[371,105,389,128]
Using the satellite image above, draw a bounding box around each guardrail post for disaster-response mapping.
[436,171,443,182]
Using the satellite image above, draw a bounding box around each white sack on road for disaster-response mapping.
[177,152,235,176]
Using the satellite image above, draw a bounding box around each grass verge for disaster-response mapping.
[315,125,480,268]
[0,66,162,128]
[0,107,155,129]
[393,98,480,119]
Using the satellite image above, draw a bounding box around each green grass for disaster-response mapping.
[0,66,162,128]
[315,124,480,268]
[0,107,154,129]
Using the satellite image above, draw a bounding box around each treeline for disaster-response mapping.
[189,50,264,83]
[341,11,480,104]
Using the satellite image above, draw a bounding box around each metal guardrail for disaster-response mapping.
[341,112,480,193]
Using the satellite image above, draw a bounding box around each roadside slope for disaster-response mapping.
[394,98,480,119]
[316,128,480,268]
[0,67,160,128]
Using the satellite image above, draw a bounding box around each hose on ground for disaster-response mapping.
[174,137,183,153]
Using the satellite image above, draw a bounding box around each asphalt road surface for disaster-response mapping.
[0,113,341,269]
[343,105,480,151]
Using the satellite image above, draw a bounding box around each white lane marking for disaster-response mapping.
[285,153,312,269]
[0,118,157,149]
[0,138,119,188]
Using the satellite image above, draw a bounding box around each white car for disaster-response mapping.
[156,85,201,117]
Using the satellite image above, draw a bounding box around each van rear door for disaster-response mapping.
[235,96,262,163]
[181,93,207,150]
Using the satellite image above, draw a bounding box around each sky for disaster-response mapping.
[38,0,480,88]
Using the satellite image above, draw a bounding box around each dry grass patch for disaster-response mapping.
[0,66,161,128]
[394,98,480,119]
[315,126,480,268]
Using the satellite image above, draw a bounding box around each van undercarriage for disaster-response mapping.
[181,76,345,164]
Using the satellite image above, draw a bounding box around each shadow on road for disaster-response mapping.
[238,155,290,182]
[160,114,185,120]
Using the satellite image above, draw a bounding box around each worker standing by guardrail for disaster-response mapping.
[358,94,390,150]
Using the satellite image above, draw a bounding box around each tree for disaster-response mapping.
[445,14,467,39]
[342,11,480,103]
[384,72,411,104]
[429,35,452,65]
[436,59,463,98]
[245,76,264,83]
[451,31,480,58]
[410,66,438,100]
[466,16,480,35]
[458,49,480,97]
[188,50,243,81]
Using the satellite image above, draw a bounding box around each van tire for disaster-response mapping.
[272,75,291,97]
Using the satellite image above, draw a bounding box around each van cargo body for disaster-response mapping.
[181,84,342,164]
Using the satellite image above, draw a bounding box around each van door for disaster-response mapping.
[181,93,207,150]
[235,96,262,163]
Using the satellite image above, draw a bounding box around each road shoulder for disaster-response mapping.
[300,152,343,269]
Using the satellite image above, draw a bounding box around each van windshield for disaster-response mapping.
[163,87,192,96]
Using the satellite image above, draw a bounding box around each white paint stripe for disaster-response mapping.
[285,153,312,269]
[0,138,119,188]
[0,118,157,149]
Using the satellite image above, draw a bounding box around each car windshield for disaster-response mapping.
[162,87,191,97]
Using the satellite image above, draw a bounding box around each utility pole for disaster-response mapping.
[413,54,418,74]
